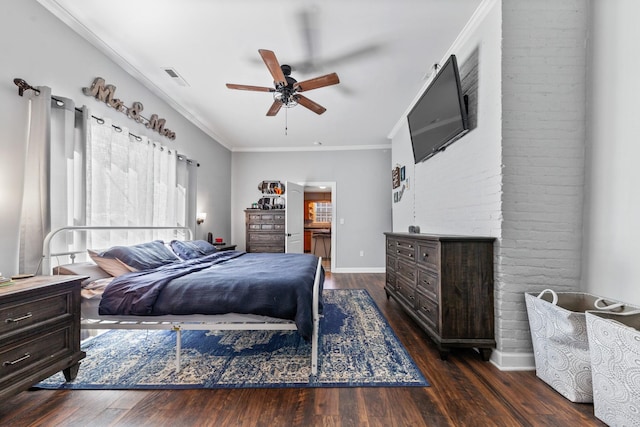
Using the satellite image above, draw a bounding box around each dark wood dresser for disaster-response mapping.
[384,232,495,360]
[0,275,86,398]
[245,209,285,253]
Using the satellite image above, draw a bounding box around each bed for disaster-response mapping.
[43,226,324,375]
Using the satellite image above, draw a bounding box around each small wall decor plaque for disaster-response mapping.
[392,167,401,189]
[83,77,176,140]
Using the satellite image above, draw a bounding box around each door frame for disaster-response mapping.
[302,181,336,272]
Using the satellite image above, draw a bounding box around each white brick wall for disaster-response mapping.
[499,0,587,353]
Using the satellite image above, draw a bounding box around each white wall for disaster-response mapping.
[390,0,503,238]
[231,149,392,271]
[583,0,640,306]
[0,0,231,277]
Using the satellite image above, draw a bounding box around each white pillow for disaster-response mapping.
[87,250,136,277]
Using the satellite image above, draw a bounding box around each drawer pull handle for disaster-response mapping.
[3,353,31,367]
[5,312,33,323]
[422,253,428,258]
[409,295,415,300]
[422,306,430,312]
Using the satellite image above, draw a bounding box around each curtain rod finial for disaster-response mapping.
[13,78,39,97]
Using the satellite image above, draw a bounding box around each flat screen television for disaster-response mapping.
[407,54,469,164]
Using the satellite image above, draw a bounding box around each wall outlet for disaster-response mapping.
[359,250,364,257]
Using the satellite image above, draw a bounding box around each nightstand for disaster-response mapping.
[214,243,237,251]
[0,275,86,399]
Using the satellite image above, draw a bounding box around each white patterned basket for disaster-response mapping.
[524,289,628,403]
[586,311,640,427]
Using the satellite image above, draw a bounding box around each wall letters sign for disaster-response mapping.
[82,77,176,140]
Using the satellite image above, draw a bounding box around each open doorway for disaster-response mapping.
[302,182,336,272]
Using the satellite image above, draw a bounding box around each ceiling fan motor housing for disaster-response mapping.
[280,64,292,76]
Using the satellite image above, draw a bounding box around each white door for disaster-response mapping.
[284,181,304,253]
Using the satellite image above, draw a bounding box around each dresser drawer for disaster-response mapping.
[416,269,439,300]
[386,253,397,270]
[416,292,439,331]
[388,237,416,261]
[248,232,285,243]
[417,241,439,271]
[396,239,416,261]
[0,325,71,384]
[0,293,70,337]
[247,212,285,223]
[385,271,396,289]
[394,278,415,308]
[247,245,285,253]
[397,259,416,282]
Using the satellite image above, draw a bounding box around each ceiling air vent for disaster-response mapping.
[163,68,189,87]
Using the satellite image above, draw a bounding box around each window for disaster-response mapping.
[312,202,332,223]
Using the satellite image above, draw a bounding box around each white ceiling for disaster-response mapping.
[38,0,482,151]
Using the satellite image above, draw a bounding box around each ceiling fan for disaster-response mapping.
[226,49,340,116]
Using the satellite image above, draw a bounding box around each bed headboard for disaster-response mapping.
[42,226,193,274]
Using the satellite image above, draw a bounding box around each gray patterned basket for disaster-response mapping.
[586,311,640,427]
[524,289,628,403]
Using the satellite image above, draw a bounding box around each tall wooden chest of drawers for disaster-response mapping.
[384,232,495,360]
[0,275,86,399]
[245,209,286,253]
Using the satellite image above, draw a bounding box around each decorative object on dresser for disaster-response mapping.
[0,275,86,399]
[245,209,285,253]
[384,232,495,360]
[255,180,286,210]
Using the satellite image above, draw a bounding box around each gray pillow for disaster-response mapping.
[98,240,180,270]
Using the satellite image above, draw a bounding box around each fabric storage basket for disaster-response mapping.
[586,311,640,427]
[524,289,630,403]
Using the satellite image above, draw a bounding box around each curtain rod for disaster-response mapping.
[13,78,199,167]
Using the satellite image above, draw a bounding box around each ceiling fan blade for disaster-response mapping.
[296,94,326,115]
[296,7,320,73]
[314,44,383,69]
[293,72,340,92]
[226,83,275,92]
[266,100,283,116]
[258,49,286,86]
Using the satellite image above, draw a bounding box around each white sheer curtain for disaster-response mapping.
[85,117,181,249]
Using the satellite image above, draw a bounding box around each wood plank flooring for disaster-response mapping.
[0,272,605,426]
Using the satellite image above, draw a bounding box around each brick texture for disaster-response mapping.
[499,0,587,353]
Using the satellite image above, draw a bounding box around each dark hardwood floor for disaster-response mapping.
[0,271,605,426]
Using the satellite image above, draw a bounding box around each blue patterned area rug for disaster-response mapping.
[36,289,428,389]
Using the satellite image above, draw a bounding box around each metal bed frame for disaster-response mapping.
[43,226,322,375]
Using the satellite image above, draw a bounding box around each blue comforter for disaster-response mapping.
[99,251,323,340]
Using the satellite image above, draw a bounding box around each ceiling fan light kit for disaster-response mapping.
[226,49,340,117]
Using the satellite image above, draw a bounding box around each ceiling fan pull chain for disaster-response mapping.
[285,107,288,135]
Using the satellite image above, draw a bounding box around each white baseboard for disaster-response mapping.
[490,350,536,371]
